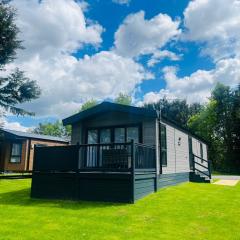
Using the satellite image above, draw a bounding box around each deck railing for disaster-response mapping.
[134,143,156,170]
[192,154,211,179]
[33,141,156,173]
[79,142,132,171]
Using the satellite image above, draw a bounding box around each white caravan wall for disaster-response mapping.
[161,121,208,174]
[175,129,190,172]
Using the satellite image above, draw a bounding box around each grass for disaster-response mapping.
[0,180,240,240]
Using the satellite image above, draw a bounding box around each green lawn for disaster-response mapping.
[0,180,240,240]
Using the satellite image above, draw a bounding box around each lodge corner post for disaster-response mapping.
[131,139,135,203]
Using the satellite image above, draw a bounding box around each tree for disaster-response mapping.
[188,83,240,173]
[33,121,71,138]
[115,93,131,105]
[80,99,97,111]
[144,98,202,127]
[0,2,40,116]
[188,100,222,170]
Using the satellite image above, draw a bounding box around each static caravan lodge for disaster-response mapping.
[31,102,211,203]
[0,129,68,173]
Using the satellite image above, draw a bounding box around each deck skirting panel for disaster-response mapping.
[157,172,190,189]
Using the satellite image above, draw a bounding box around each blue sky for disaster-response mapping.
[4,0,240,131]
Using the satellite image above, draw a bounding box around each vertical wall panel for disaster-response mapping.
[161,123,191,174]
[175,129,190,172]
[162,125,176,174]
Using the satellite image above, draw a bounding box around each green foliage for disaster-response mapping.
[115,93,132,105]
[0,68,40,115]
[1,179,240,240]
[144,98,202,127]
[188,83,240,173]
[188,100,217,140]
[0,2,40,115]
[145,83,239,173]
[0,2,21,68]
[33,120,71,138]
[80,99,97,111]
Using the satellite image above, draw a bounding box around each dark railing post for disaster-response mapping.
[76,144,80,200]
[131,140,135,203]
[76,142,80,173]
[192,154,195,173]
[208,159,212,179]
[154,147,158,192]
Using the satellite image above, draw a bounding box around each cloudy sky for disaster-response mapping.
[3,0,240,131]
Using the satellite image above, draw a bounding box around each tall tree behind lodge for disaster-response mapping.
[0,1,40,117]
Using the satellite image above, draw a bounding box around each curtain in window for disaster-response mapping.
[10,143,22,163]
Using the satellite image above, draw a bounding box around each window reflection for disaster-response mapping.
[114,128,125,143]
[100,129,111,143]
[127,127,139,143]
[87,130,98,144]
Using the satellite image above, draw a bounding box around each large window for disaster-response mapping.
[100,129,111,143]
[160,124,167,166]
[114,128,125,143]
[87,125,140,144]
[87,130,98,144]
[10,143,22,163]
[126,127,139,143]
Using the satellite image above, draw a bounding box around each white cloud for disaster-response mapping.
[5,0,153,118]
[147,50,181,67]
[112,0,131,5]
[12,0,103,60]
[114,11,181,58]
[141,57,240,105]
[183,0,240,61]
[162,58,240,103]
[137,89,177,106]
[1,119,32,132]
[15,51,152,117]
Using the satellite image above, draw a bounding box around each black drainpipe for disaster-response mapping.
[157,108,162,175]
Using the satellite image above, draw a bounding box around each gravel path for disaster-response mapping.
[212,175,240,180]
[213,179,239,186]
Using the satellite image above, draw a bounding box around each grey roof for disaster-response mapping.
[62,101,208,144]
[62,101,158,125]
[1,129,69,143]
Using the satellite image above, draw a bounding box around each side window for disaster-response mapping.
[160,124,167,166]
[34,144,48,147]
[10,143,22,163]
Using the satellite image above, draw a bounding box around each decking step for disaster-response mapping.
[190,172,211,183]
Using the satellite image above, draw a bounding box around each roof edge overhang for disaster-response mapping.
[62,102,157,126]
[0,129,69,143]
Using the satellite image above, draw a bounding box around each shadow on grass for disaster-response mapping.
[0,188,127,209]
